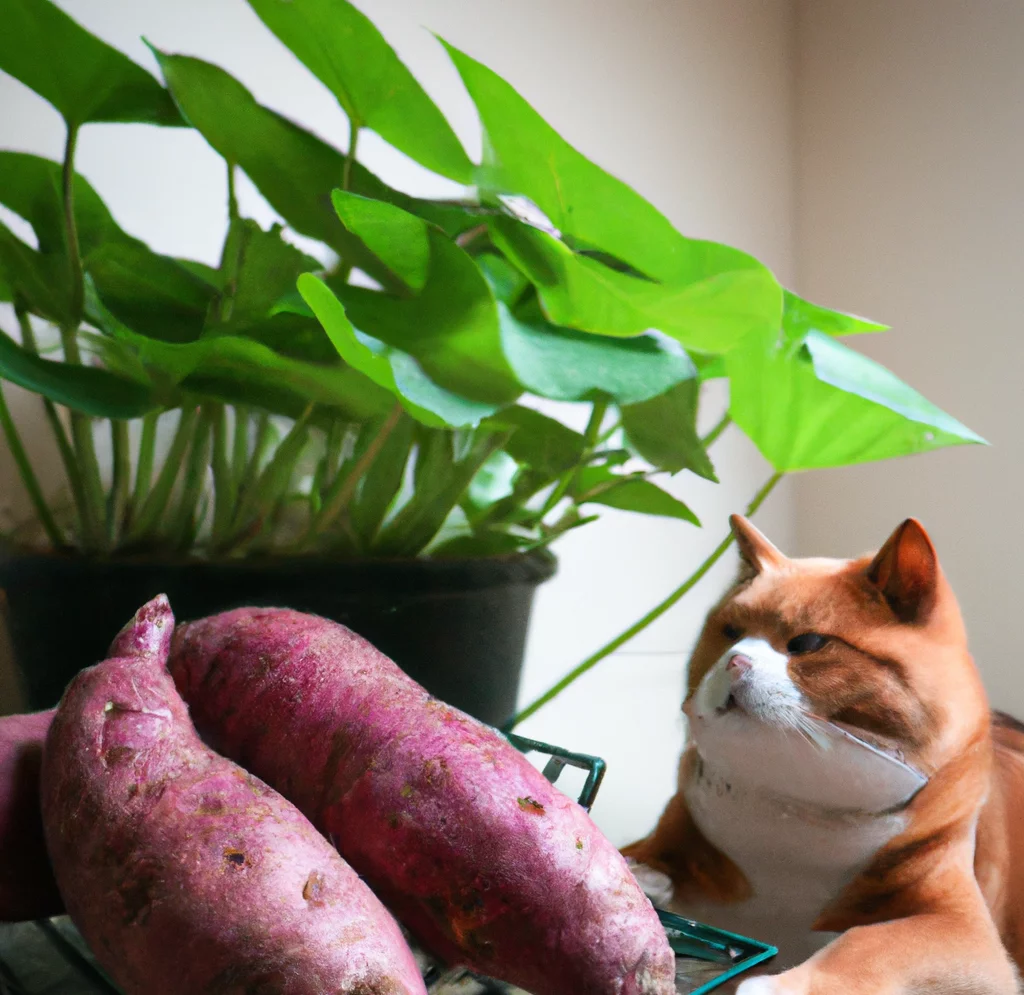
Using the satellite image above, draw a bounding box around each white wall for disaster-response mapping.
[792,0,1024,717]
[0,0,797,843]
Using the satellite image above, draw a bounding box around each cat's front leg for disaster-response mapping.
[736,977,804,995]
[736,908,1020,995]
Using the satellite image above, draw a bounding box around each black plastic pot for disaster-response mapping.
[0,547,556,726]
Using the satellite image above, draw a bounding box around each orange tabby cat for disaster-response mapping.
[624,516,1024,994]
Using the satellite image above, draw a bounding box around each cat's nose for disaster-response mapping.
[726,653,752,678]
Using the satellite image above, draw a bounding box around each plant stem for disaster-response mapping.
[335,119,361,286]
[505,470,784,731]
[210,404,235,540]
[342,116,360,192]
[130,411,159,527]
[60,122,106,551]
[231,405,250,488]
[226,161,239,223]
[127,406,198,543]
[230,412,273,532]
[0,384,65,547]
[170,407,213,550]
[62,124,84,322]
[226,407,312,553]
[307,404,402,546]
[539,398,608,519]
[701,413,731,448]
[107,419,130,544]
[17,308,88,541]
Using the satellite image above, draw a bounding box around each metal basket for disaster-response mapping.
[0,734,775,994]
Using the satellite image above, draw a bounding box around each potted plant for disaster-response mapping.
[0,0,982,724]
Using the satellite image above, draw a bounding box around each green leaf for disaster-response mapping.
[621,379,717,480]
[0,152,125,256]
[466,449,519,510]
[248,0,472,183]
[477,251,529,306]
[0,221,74,323]
[331,191,430,292]
[443,39,762,290]
[298,273,499,427]
[728,329,986,471]
[86,241,217,343]
[152,49,475,288]
[571,465,699,525]
[694,353,727,382]
[212,219,321,332]
[0,0,181,127]
[491,218,781,353]
[335,230,522,404]
[484,405,584,477]
[499,300,696,404]
[783,290,887,339]
[86,279,390,421]
[0,326,157,418]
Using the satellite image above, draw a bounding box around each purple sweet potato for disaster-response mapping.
[170,608,676,995]
[0,708,63,922]
[42,596,426,995]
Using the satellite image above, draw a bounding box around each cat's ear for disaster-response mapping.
[729,514,785,578]
[866,518,938,623]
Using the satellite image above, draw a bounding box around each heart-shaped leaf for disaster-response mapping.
[0,152,125,256]
[499,299,696,404]
[0,221,74,324]
[334,229,522,404]
[248,0,472,183]
[783,290,887,339]
[86,241,218,344]
[298,273,500,428]
[331,190,430,292]
[491,218,781,353]
[621,379,717,480]
[0,0,181,127]
[210,219,321,333]
[570,465,699,524]
[484,406,585,477]
[443,37,767,302]
[152,49,477,289]
[728,329,986,471]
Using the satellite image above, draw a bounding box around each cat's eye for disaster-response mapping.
[722,623,743,641]
[787,633,829,655]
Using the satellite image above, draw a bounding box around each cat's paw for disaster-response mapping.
[737,976,800,995]
[624,858,675,907]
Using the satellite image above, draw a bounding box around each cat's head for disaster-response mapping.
[684,516,988,800]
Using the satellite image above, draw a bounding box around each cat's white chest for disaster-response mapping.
[659,732,925,966]
[683,757,908,945]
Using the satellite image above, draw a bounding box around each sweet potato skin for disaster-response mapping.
[42,596,426,995]
[0,708,63,922]
[171,608,676,995]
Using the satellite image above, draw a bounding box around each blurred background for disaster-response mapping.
[0,0,1020,846]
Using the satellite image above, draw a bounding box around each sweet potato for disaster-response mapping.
[0,708,62,922]
[42,596,427,995]
[170,608,677,995]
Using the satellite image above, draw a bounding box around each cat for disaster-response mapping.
[623,515,1024,994]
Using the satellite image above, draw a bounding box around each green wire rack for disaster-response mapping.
[0,733,775,994]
